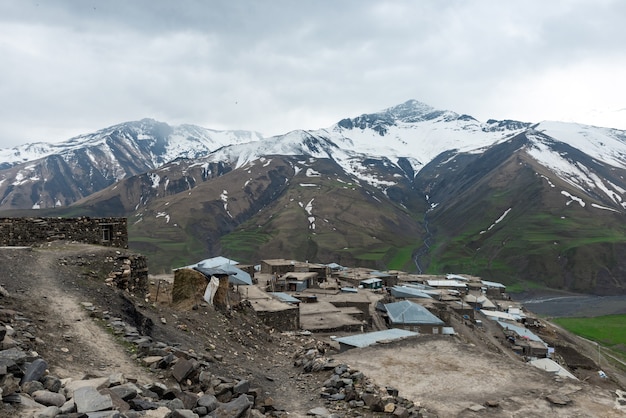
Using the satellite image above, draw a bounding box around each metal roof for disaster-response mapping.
[360,278,383,284]
[496,320,545,344]
[269,292,301,304]
[481,280,506,288]
[480,309,518,321]
[333,328,418,348]
[194,264,252,285]
[446,274,469,281]
[384,300,444,325]
[426,280,467,288]
[390,286,433,299]
[176,256,239,270]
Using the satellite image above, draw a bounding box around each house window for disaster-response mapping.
[102,225,113,242]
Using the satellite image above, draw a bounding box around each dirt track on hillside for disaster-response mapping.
[0,243,329,416]
[0,244,155,382]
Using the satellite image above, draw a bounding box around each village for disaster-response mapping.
[169,255,589,383]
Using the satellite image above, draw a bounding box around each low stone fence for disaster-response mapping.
[0,217,128,248]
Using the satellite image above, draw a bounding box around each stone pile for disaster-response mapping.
[57,251,148,293]
[0,305,279,417]
[293,346,438,418]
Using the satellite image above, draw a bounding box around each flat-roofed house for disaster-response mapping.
[359,278,383,290]
[260,259,295,275]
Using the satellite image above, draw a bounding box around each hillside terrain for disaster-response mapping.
[1,100,626,294]
[0,243,625,417]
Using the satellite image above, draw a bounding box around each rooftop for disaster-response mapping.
[333,328,419,348]
[385,300,444,325]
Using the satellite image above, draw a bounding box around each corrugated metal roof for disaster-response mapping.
[334,328,418,348]
[385,300,444,325]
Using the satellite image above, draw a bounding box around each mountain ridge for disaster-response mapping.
[1,100,625,295]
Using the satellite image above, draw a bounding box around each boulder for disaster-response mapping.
[209,394,252,417]
[73,386,114,413]
[32,389,66,407]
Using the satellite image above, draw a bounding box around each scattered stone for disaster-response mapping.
[209,394,251,417]
[74,386,114,413]
[384,402,396,413]
[308,406,332,416]
[32,390,66,407]
[468,404,486,412]
[546,393,572,406]
[20,358,48,384]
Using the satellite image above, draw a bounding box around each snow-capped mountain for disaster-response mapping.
[0,119,262,209]
[2,100,626,295]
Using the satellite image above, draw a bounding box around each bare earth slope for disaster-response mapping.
[0,242,625,417]
[0,243,326,416]
[336,336,624,417]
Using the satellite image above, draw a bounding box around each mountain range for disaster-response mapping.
[1,100,625,295]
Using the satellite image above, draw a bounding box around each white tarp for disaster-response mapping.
[203,276,219,305]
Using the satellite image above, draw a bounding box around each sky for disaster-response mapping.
[1,0,625,148]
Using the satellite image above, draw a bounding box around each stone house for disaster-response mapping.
[260,259,295,275]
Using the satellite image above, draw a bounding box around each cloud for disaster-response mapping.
[1,0,625,148]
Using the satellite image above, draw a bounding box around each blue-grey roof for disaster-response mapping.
[334,328,418,348]
[176,256,239,270]
[496,321,545,344]
[194,264,252,285]
[385,300,444,325]
[326,262,346,270]
[390,286,433,299]
[269,292,301,304]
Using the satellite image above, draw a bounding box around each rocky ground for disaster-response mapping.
[0,242,624,417]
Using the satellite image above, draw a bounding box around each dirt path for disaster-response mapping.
[3,244,155,384]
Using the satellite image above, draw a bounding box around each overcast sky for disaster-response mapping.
[1,0,625,148]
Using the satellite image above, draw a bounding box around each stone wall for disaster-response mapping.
[0,217,128,248]
[254,306,300,331]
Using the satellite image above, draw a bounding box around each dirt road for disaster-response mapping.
[1,244,156,383]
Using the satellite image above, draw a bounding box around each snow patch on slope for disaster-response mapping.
[480,208,512,234]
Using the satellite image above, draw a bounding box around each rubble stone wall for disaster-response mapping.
[255,306,300,331]
[0,217,128,248]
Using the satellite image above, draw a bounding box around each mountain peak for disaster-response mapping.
[336,99,459,135]
[383,99,437,118]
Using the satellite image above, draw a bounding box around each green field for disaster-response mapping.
[552,314,626,361]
